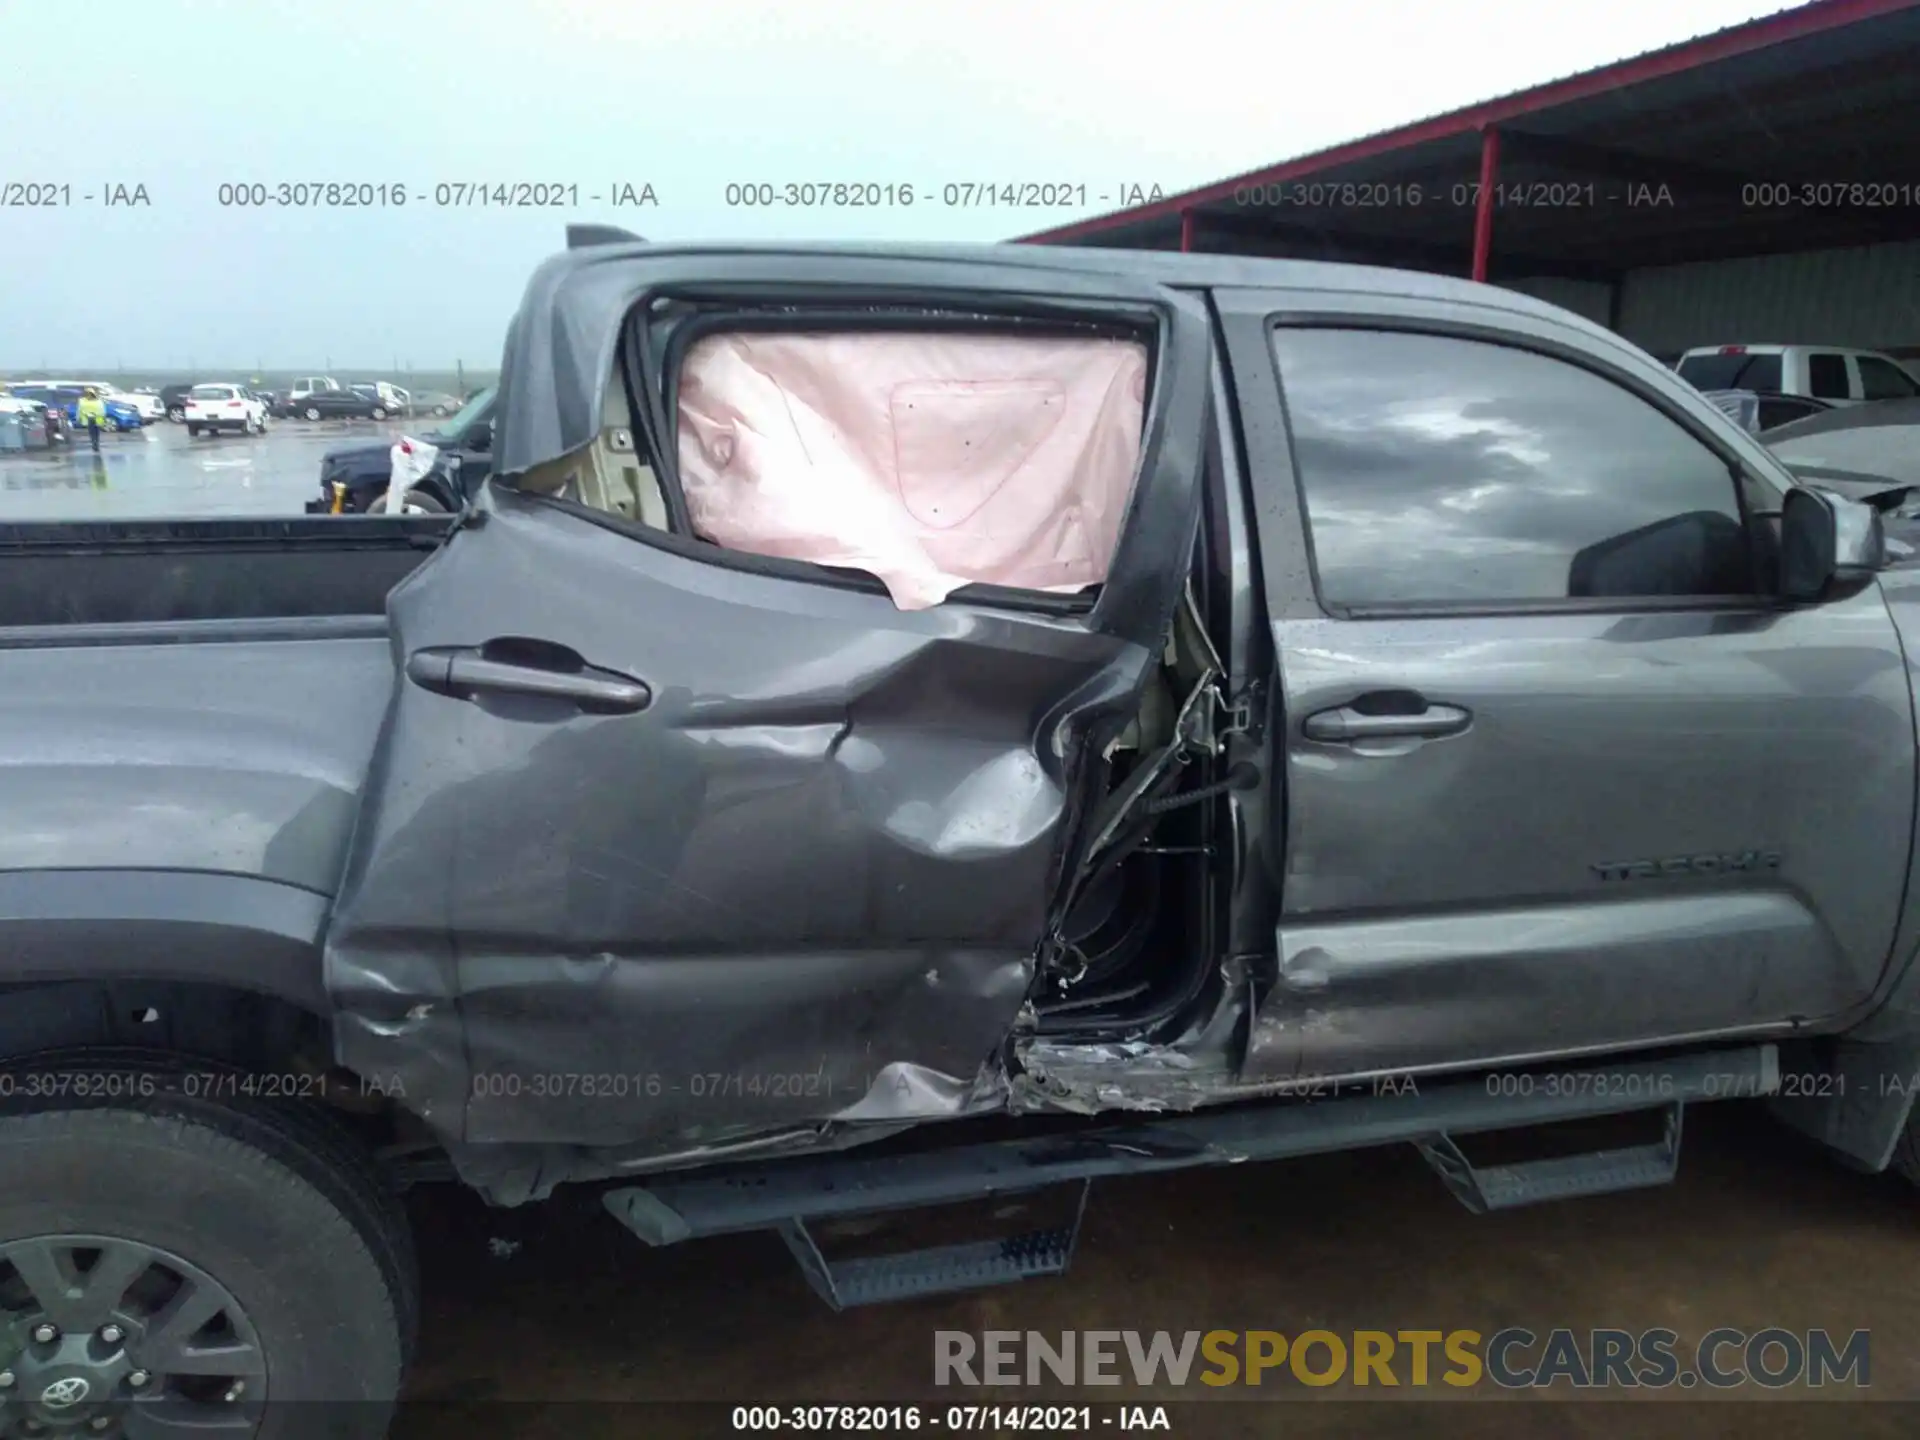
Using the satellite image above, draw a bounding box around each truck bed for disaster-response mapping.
[0,515,448,896]
[0,514,454,631]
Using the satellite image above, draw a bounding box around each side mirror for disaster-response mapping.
[465,421,493,453]
[1780,486,1885,602]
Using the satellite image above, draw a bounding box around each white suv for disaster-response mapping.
[1676,345,1920,406]
[184,383,269,437]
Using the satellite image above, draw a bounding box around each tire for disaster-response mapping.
[185,424,200,438]
[166,406,185,422]
[371,407,386,421]
[304,406,321,421]
[373,487,449,515]
[0,1084,415,1431]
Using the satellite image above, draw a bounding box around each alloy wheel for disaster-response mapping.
[0,1235,264,1437]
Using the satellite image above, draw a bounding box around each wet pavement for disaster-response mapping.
[392,1102,1920,1439]
[0,414,415,519]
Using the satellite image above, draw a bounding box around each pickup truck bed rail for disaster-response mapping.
[0,515,454,629]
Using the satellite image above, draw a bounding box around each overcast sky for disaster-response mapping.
[0,0,1791,370]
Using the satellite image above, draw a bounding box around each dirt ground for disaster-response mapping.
[390,1101,1917,1439]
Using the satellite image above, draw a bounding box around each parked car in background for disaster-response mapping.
[290,387,389,421]
[1696,389,1837,434]
[0,395,52,450]
[287,375,344,408]
[0,388,72,443]
[183,382,269,436]
[1763,395,1920,493]
[6,384,141,431]
[111,387,166,423]
[38,400,71,443]
[347,382,406,418]
[306,385,497,513]
[40,380,160,423]
[409,389,466,416]
[1676,344,1920,406]
[157,382,198,421]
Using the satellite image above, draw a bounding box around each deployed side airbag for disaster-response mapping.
[676,331,1148,609]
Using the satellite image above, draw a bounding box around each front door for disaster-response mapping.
[1216,292,1915,1082]
[325,251,1213,1149]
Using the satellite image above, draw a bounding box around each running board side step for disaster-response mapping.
[603,1045,1775,1308]
[1416,1103,1684,1213]
[774,1183,1093,1310]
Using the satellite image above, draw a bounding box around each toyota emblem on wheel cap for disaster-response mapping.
[40,1375,91,1407]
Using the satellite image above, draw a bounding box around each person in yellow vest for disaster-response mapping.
[75,387,110,451]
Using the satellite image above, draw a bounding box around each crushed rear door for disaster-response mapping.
[322,245,1213,1159]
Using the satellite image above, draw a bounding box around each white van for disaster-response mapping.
[1675,345,1920,406]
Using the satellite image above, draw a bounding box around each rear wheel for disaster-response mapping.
[185,425,200,438]
[372,487,449,515]
[371,407,386,421]
[166,406,185,422]
[304,407,321,421]
[0,1086,414,1435]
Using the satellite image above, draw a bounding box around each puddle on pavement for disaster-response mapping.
[0,419,412,519]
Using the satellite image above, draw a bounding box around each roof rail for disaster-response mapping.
[566,224,646,249]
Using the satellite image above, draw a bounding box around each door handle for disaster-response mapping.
[1302,698,1471,743]
[406,644,651,714]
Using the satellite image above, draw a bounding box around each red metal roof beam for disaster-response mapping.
[1471,127,1499,282]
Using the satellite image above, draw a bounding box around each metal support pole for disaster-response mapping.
[1179,210,1195,253]
[1471,126,1500,282]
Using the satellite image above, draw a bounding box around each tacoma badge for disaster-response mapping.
[1592,851,1784,882]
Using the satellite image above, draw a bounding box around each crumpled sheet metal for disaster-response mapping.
[677,330,1148,610]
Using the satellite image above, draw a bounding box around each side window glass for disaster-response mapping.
[1271,328,1755,609]
[1859,357,1918,401]
[1807,353,1850,399]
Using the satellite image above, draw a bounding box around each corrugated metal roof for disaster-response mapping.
[1618,241,1920,352]
[1019,0,1920,245]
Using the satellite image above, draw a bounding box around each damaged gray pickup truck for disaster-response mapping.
[6,227,1920,1433]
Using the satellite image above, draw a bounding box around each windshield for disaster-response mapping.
[440,387,495,437]
[1679,352,1783,391]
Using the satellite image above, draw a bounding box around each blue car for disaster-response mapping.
[5,385,143,431]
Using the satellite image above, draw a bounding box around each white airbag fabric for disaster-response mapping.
[676,331,1148,610]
